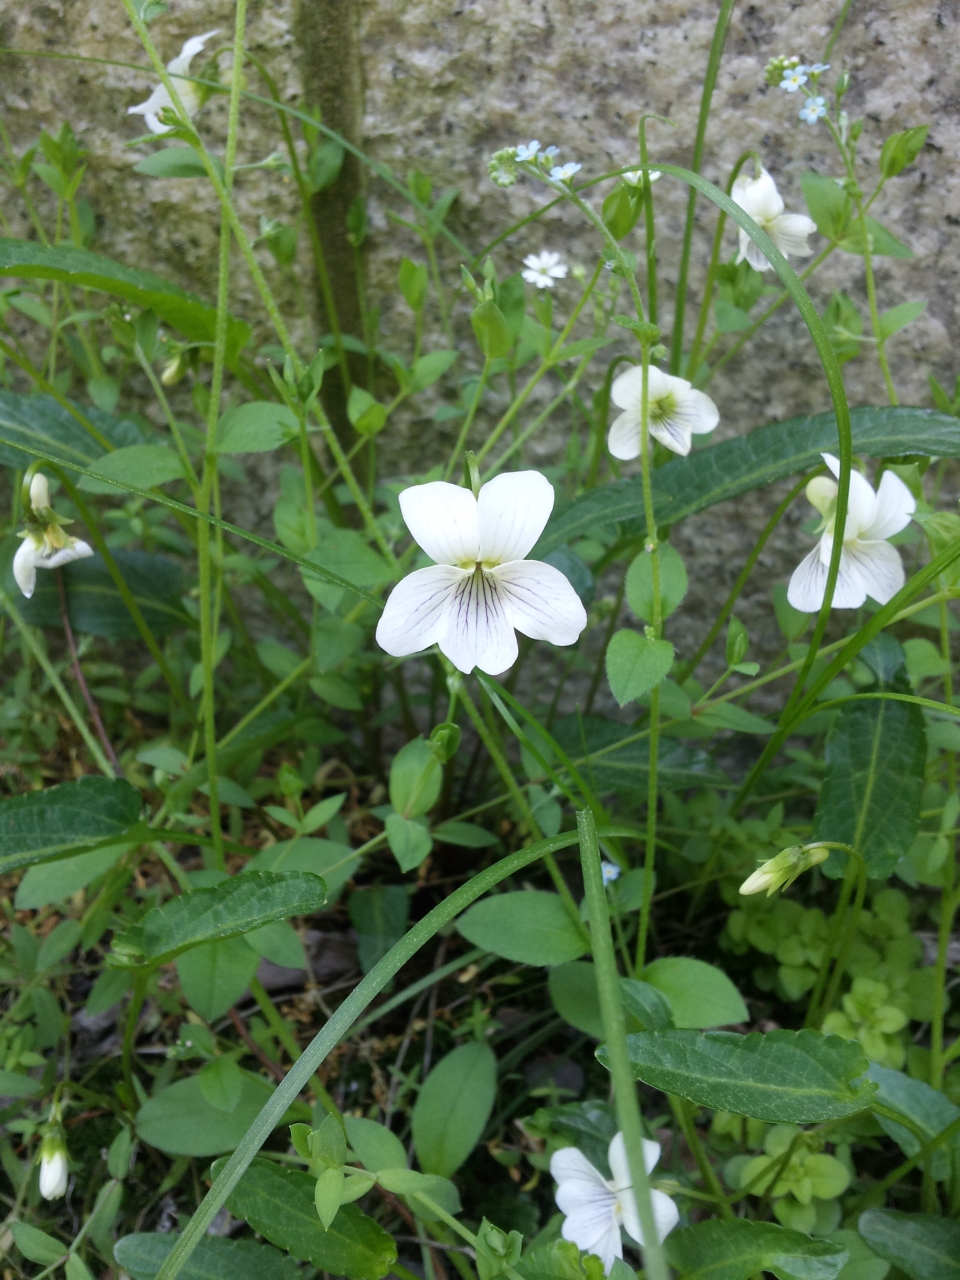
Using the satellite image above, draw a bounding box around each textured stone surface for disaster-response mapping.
[1,0,958,685]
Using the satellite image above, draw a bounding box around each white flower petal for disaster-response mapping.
[607,411,641,460]
[13,539,38,599]
[376,565,467,656]
[649,415,694,456]
[820,454,878,537]
[492,560,587,645]
[477,471,555,564]
[438,570,518,674]
[40,540,94,571]
[399,482,480,566]
[608,1132,661,1189]
[610,364,645,413]
[561,1211,622,1275]
[738,230,775,272]
[619,1187,680,1247]
[860,468,915,541]
[732,168,784,222]
[167,29,220,74]
[788,546,828,613]
[551,1146,609,1190]
[845,538,905,605]
[768,211,816,258]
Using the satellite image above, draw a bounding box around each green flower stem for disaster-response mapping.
[121,969,149,1098]
[454,670,586,936]
[668,1095,732,1217]
[875,1111,960,1196]
[668,0,738,373]
[134,344,200,492]
[473,259,605,467]
[484,351,594,478]
[819,853,868,1017]
[0,583,115,776]
[687,150,756,377]
[577,808,670,1280]
[824,0,856,59]
[217,657,311,751]
[675,471,812,683]
[804,846,861,1028]
[443,356,492,481]
[409,1194,521,1280]
[153,827,625,1280]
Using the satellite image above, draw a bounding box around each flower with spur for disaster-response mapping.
[14,473,93,600]
[780,66,809,92]
[522,250,568,290]
[376,471,587,675]
[799,96,828,124]
[550,162,582,183]
[128,30,219,135]
[787,453,915,612]
[551,1132,679,1275]
[731,167,817,272]
[607,365,719,459]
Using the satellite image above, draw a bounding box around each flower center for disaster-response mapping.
[650,392,677,425]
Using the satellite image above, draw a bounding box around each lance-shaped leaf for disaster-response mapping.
[111,870,326,966]
[114,1233,302,1280]
[0,776,142,874]
[0,239,250,363]
[217,1158,396,1280]
[536,406,960,554]
[607,1028,875,1122]
[0,391,143,468]
[858,1209,960,1280]
[666,1219,850,1280]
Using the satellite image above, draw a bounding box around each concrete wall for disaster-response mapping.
[1,0,957,678]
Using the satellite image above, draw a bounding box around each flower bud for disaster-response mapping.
[29,472,51,514]
[740,843,830,897]
[161,355,185,386]
[39,1127,68,1200]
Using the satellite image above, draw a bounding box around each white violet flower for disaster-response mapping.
[622,169,661,187]
[799,96,827,124]
[601,861,621,886]
[551,1132,679,1275]
[14,473,93,600]
[787,453,916,613]
[376,471,587,675]
[128,30,219,135]
[779,67,809,91]
[550,162,582,183]
[515,140,540,161]
[608,365,719,459]
[522,251,568,289]
[731,167,817,272]
[38,1109,68,1201]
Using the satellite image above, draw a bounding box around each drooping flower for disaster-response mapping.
[128,30,220,136]
[551,1132,679,1275]
[731,167,817,272]
[799,96,827,124]
[515,140,541,162]
[740,843,830,897]
[522,251,568,289]
[38,1105,68,1201]
[14,472,93,600]
[608,365,719,459]
[780,67,809,91]
[601,861,622,886]
[787,453,915,612]
[550,162,582,183]
[376,472,587,675]
[622,169,661,187]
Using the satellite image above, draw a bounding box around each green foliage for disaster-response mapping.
[666,1219,850,1280]
[412,1041,497,1177]
[641,957,747,1028]
[457,892,588,965]
[135,1072,278,1156]
[858,1210,960,1280]
[605,631,674,706]
[114,1234,302,1280]
[625,542,688,622]
[0,776,141,871]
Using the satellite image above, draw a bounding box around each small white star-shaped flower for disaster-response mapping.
[515,140,541,161]
[799,96,827,124]
[551,1133,679,1275]
[128,30,219,135]
[731,167,817,272]
[780,67,809,91]
[608,365,719,459]
[601,861,621,886]
[376,472,587,675]
[809,62,830,74]
[522,250,568,289]
[787,453,916,612]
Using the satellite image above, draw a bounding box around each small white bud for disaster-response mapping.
[29,472,51,512]
[39,1138,68,1200]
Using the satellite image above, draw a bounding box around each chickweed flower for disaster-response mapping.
[14,472,93,600]
[551,1132,678,1274]
[128,30,219,135]
[550,162,582,183]
[522,251,568,289]
[740,843,830,897]
[787,453,915,612]
[731,167,816,271]
[799,96,827,124]
[608,365,719,459]
[376,472,587,675]
[780,67,809,92]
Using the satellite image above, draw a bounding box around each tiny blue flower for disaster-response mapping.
[550,162,582,183]
[601,861,622,886]
[515,140,540,161]
[808,62,830,74]
[799,95,827,124]
[780,67,809,92]
[543,145,560,161]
